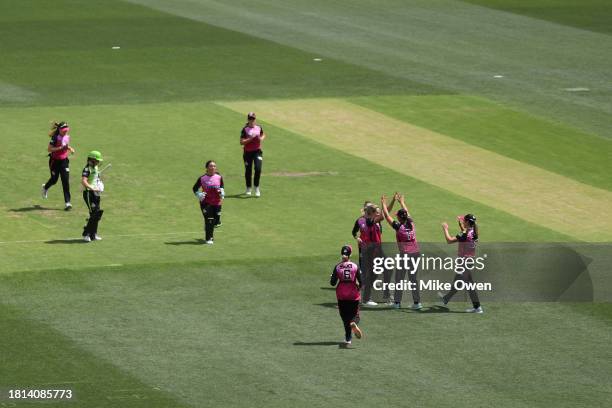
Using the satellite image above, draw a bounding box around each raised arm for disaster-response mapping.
[442,222,457,244]
[398,194,410,215]
[380,195,394,226]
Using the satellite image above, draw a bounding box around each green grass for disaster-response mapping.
[1,260,611,407]
[0,101,572,273]
[0,0,440,107]
[128,0,612,139]
[351,95,612,191]
[463,0,612,34]
[1,0,611,407]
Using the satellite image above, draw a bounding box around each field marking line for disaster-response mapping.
[218,98,612,241]
[0,231,201,245]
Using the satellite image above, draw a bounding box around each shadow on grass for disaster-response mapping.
[45,239,86,244]
[320,287,335,290]
[165,239,206,246]
[9,205,62,212]
[416,305,466,314]
[224,193,259,200]
[316,302,338,309]
[293,341,340,346]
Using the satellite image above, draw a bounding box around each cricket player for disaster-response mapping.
[192,160,224,244]
[240,112,265,197]
[81,151,104,242]
[381,193,422,310]
[41,121,75,210]
[439,214,483,313]
[330,245,363,347]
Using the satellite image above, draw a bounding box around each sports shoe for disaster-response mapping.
[437,291,448,306]
[350,322,362,339]
[64,202,72,211]
[255,187,261,197]
[466,306,484,314]
[41,184,48,199]
[391,302,401,309]
[205,239,214,245]
[411,303,423,310]
[363,300,378,306]
[93,234,102,241]
[82,235,91,242]
[340,340,352,348]
[245,188,252,196]
[215,222,222,228]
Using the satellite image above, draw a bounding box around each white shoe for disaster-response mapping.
[93,234,102,241]
[411,303,423,310]
[205,239,214,245]
[255,187,261,197]
[466,306,484,314]
[363,300,378,306]
[64,202,72,211]
[82,235,91,242]
[41,184,48,199]
[340,340,352,348]
[245,188,252,196]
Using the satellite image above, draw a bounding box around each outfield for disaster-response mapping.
[1,1,611,407]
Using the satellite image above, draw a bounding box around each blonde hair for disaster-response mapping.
[48,121,61,138]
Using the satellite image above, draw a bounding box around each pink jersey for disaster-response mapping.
[394,220,419,254]
[199,173,224,205]
[355,217,368,248]
[363,221,382,244]
[334,261,361,301]
[457,228,477,257]
[241,125,263,152]
[50,134,70,160]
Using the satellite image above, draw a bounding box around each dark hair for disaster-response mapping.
[205,160,216,169]
[464,214,478,238]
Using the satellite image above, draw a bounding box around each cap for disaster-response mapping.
[87,150,103,162]
[58,122,69,129]
[464,214,476,224]
[341,245,352,257]
[247,112,256,119]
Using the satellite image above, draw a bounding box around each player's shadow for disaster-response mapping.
[417,306,465,314]
[319,287,335,290]
[293,341,340,346]
[165,239,206,245]
[315,302,338,309]
[223,193,252,199]
[9,205,61,212]
[45,239,87,244]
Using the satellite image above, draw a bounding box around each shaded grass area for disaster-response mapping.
[0,0,442,107]
[1,258,611,407]
[463,0,612,34]
[0,303,190,407]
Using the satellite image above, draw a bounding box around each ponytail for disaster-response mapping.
[48,121,60,138]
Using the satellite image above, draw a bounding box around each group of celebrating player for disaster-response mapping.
[331,193,482,347]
